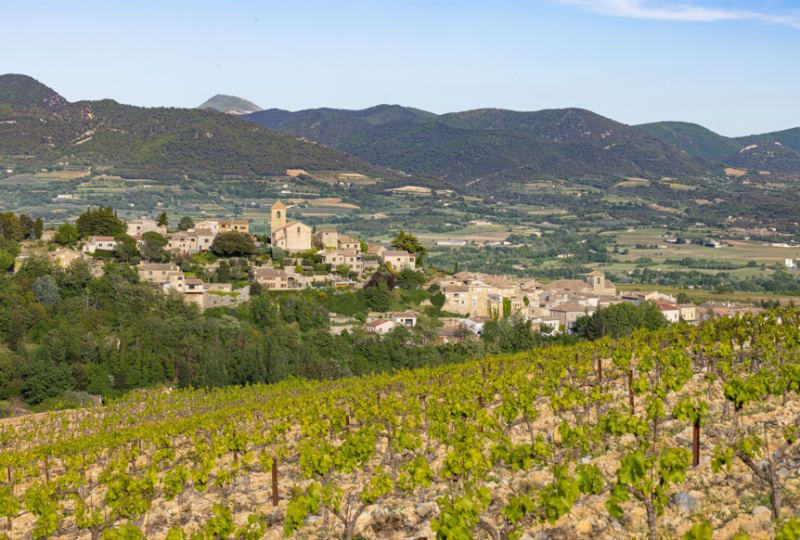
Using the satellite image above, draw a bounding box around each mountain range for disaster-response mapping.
[240,105,800,186]
[635,121,800,174]
[1,74,798,194]
[0,75,452,188]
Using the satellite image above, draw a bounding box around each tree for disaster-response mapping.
[0,212,23,241]
[7,310,25,352]
[141,231,169,262]
[430,292,446,309]
[56,258,93,295]
[362,280,391,311]
[211,231,255,257]
[54,223,79,245]
[32,275,59,306]
[249,282,263,297]
[454,261,459,274]
[75,205,126,238]
[218,260,231,283]
[0,250,14,273]
[178,216,195,231]
[336,264,351,277]
[157,212,169,227]
[20,357,74,405]
[412,314,442,345]
[33,216,43,240]
[390,230,428,258]
[365,269,396,290]
[396,267,427,288]
[114,234,140,262]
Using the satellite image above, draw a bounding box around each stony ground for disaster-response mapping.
[6,365,799,540]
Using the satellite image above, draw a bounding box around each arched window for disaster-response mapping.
[277,211,281,219]
[297,227,300,233]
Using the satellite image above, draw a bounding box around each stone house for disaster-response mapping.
[381,250,415,270]
[315,229,339,249]
[337,236,360,252]
[549,303,595,334]
[83,236,117,254]
[367,319,395,334]
[251,267,289,290]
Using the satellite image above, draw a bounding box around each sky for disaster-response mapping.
[1,0,799,136]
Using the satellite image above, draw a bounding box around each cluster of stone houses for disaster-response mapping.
[420,270,765,335]
[136,261,250,310]
[82,218,249,256]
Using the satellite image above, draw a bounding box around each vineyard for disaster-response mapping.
[5,311,800,540]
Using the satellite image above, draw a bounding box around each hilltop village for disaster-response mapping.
[8,201,766,345]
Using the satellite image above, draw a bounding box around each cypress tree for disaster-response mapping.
[34,217,43,240]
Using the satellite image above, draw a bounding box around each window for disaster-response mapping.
[277,211,281,218]
[297,227,300,233]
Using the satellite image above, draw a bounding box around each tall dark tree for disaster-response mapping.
[157,212,169,228]
[76,205,126,238]
[218,260,231,283]
[33,216,43,240]
[141,231,169,262]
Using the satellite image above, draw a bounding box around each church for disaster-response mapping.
[270,201,312,252]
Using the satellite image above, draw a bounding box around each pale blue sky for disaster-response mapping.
[1,0,799,136]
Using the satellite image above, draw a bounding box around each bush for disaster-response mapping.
[0,400,10,418]
[32,275,59,306]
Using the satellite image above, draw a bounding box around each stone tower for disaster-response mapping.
[271,201,286,232]
[588,271,605,293]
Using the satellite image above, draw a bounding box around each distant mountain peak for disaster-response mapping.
[0,74,68,109]
[197,94,261,115]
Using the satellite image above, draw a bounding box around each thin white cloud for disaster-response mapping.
[558,0,800,28]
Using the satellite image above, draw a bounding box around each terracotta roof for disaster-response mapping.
[271,201,287,209]
[254,268,287,277]
[549,302,590,312]
[185,278,203,285]
[543,279,590,291]
[92,236,116,241]
[383,250,412,257]
[442,285,469,293]
[139,263,178,271]
[367,319,393,327]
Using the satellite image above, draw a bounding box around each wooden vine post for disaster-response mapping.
[692,419,700,467]
[345,414,350,435]
[628,370,634,415]
[272,459,279,507]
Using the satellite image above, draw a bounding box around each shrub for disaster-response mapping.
[32,275,59,306]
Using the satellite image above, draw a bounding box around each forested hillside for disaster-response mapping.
[243,106,722,185]
[0,75,452,187]
[637,121,800,173]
